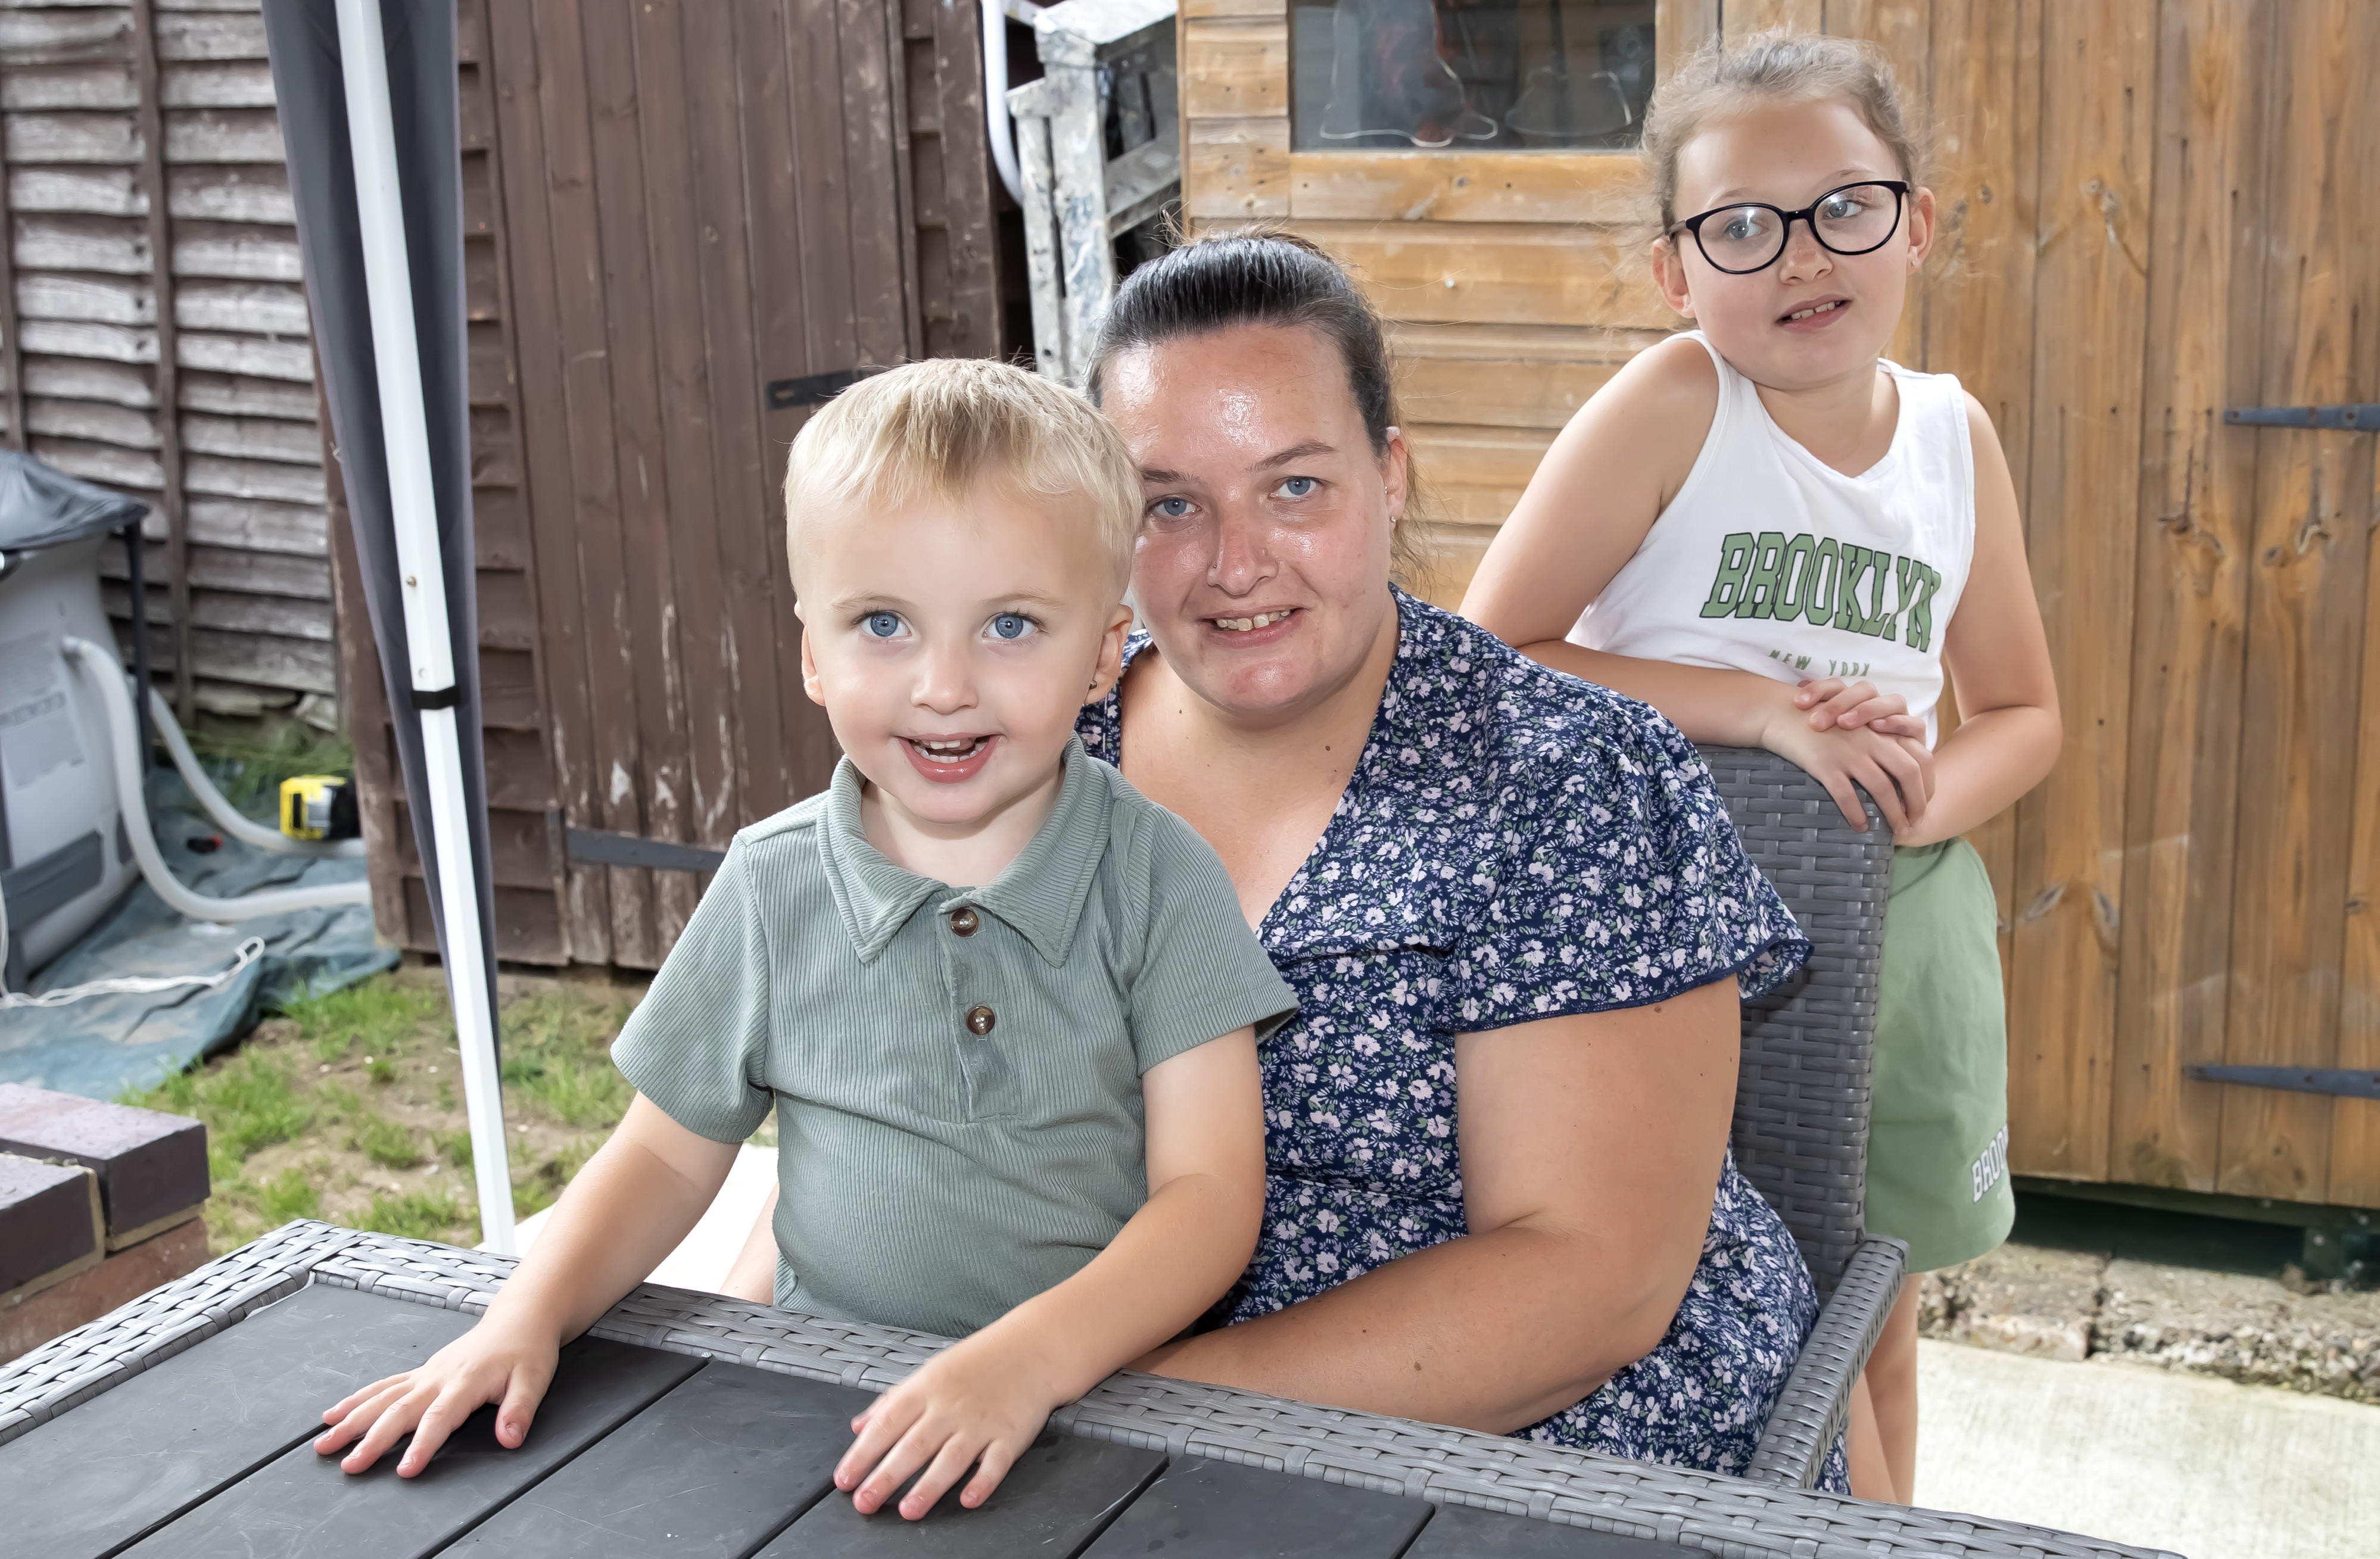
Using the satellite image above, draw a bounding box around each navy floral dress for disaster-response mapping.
[1082,592,1849,1488]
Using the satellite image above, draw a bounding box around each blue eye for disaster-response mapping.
[989,613,1034,641]
[862,611,902,638]
[1275,476,1317,498]
[1151,496,1194,520]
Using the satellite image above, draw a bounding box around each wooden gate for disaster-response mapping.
[337,0,1005,969]
[1179,0,2380,1209]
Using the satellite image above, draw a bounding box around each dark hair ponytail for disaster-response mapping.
[1086,227,1434,587]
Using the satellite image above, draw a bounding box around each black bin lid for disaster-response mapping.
[0,450,149,554]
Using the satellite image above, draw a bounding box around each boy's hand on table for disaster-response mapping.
[834,1327,1059,1520]
[312,1314,559,1477]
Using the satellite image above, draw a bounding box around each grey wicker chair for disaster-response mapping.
[1700,745,1906,1489]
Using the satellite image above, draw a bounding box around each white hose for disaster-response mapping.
[61,637,373,922]
[985,0,1025,205]
[148,685,365,859]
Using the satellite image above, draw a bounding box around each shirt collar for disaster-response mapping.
[817,736,1113,966]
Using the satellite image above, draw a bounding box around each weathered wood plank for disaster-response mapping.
[152,8,263,61]
[1184,114,1287,220]
[2217,0,2378,1203]
[1282,219,1673,332]
[0,8,132,67]
[21,316,154,361]
[159,59,274,107]
[26,393,154,446]
[32,430,159,485]
[14,211,148,272]
[181,495,324,555]
[2005,0,2154,1183]
[139,625,335,692]
[18,270,151,324]
[1655,0,1721,84]
[185,450,325,503]
[1181,17,1285,120]
[167,164,292,223]
[1289,151,1644,226]
[104,537,328,598]
[25,353,152,405]
[161,106,281,161]
[1926,0,2041,1015]
[177,367,314,419]
[1181,0,1281,16]
[105,580,333,640]
[1388,322,1658,431]
[180,409,317,464]
[1,61,136,109]
[177,330,311,379]
[11,166,144,215]
[6,110,141,163]
[2108,0,2271,1195]
[591,0,699,949]
[175,278,306,333]
[172,219,302,279]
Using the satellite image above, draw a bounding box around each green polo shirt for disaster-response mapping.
[612,736,1296,1339]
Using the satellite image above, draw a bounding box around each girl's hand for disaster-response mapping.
[1762,696,1935,835]
[1793,677,1925,738]
[313,1314,560,1476]
[834,1329,1059,1520]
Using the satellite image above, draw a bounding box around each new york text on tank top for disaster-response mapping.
[1697,529,1946,660]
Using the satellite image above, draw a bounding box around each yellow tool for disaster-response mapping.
[279,774,359,841]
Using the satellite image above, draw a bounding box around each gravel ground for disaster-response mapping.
[1921,1243,2380,1404]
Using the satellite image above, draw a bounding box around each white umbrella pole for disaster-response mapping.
[335,0,513,1253]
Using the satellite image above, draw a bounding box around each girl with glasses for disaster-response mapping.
[1462,31,2062,1507]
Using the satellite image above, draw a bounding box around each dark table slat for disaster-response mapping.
[438,1361,876,1556]
[1404,1502,1695,1556]
[1080,1454,1433,1558]
[756,1432,1165,1558]
[120,1333,702,1559]
[0,1283,477,1559]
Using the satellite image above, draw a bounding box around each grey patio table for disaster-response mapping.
[0,1222,2178,1559]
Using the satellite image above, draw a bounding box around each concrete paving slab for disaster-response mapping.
[1914,1337,2380,1559]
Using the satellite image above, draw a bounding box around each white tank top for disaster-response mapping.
[1568,331,1974,746]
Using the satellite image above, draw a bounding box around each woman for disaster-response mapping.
[733,232,1838,1483]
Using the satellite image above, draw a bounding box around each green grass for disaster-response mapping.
[259,1166,323,1224]
[349,1112,423,1170]
[284,979,450,1064]
[360,1187,463,1242]
[127,1050,310,1183]
[499,990,634,1127]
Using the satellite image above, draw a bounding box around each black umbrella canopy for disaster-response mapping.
[261,0,512,1243]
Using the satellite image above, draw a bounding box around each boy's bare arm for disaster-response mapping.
[314,1095,739,1476]
[834,1027,1266,1520]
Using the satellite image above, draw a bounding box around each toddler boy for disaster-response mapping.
[313,360,1295,1521]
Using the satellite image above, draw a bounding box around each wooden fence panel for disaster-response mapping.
[2109,0,2270,1194]
[2215,0,2378,1202]
[0,0,337,724]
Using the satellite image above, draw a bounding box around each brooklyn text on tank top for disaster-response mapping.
[1568,330,1975,747]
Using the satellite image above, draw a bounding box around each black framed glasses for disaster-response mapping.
[1670,180,1911,275]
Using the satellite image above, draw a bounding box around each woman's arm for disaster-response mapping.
[836,1027,1267,1519]
[1136,978,1739,1433]
[1892,396,2060,847]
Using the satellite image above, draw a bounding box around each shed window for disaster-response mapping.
[1291,1,1657,152]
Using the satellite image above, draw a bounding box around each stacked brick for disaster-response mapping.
[0,1083,208,1364]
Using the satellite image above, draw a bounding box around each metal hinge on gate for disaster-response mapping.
[2185,1065,2380,1100]
[2223,404,2380,431]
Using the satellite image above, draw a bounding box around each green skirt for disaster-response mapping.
[1865,837,2014,1273]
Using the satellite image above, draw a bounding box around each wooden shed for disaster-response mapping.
[332,0,1017,971]
[0,0,339,725]
[1180,0,2380,1214]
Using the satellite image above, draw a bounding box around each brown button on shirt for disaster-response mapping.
[612,737,1297,1339]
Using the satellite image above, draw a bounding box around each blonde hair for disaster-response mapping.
[1640,32,1930,233]
[783,357,1140,592]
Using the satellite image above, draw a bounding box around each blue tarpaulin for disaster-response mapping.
[0,772,395,1101]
